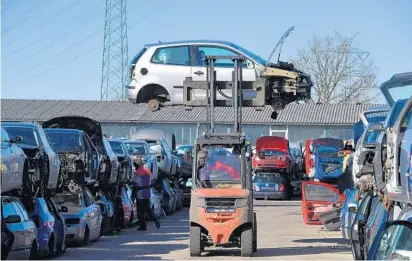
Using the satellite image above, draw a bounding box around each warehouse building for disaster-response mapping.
[1,99,383,145]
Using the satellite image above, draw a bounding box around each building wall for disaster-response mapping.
[101,122,354,145]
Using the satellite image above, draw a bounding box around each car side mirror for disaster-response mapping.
[59,206,68,213]
[5,215,21,224]
[258,151,265,159]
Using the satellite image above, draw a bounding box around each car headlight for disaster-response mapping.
[194,197,206,208]
[253,184,260,192]
[236,198,248,208]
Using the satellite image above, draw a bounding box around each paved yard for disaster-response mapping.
[57,200,352,260]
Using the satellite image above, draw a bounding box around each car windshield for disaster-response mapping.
[363,130,380,145]
[263,149,285,156]
[54,193,83,208]
[108,140,125,155]
[253,174,282,183]
[230,43,267,65]
[198,147,241,182]
[3,126,39,147]
[44,130,82,153]
[123,142,146,155]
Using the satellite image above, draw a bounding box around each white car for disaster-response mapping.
[126,27,312,115]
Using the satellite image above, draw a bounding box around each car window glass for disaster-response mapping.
[194,46,248,68]
[253,174,283,183]
[13,201,29,221]
[54,193,84,208]
[108,140,124,154]
[1,127,10,142]
[2,198,17,218]
[4,126,40,147]
[151,46,190,66]
[374,222,412,260]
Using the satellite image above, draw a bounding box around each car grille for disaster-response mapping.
[205,198,237,213]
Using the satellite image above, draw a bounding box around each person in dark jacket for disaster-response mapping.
[133,158,160,231]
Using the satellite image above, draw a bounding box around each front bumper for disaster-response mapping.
[253,191,287,199]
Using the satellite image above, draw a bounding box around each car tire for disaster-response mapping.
[189,226,202,257]
[29,240,38,260]
[241,227,253,257]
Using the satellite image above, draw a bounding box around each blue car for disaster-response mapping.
[21,197,57,258]
[340,188,360,240]
[311,138,345,182]
[252,172,290,200]
[367,206,412,260]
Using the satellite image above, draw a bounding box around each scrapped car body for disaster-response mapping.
[94,190,115,235]
[367,207,412,260]
[107,138,134,183]
[121,139,159,181]
[21,197,56,257]
[301,181,346,225]
[1,127,27,196]
[160,178,177,214]
[170,179,184,210]
[54,188,102,246]
[340,188,361,240]
[384,94,412,204]
[150,188,163,217]
[42,116,119,189]
[127,28,312,117]
[2,122,61,197]
[43,128,100,190]
[253,172,290,200]
[176,144,193,178]
[252,136,291,172]
[44,198,67,255]
[119,184,138,228]
[2,196,38,260]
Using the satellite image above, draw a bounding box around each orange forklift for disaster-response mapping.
[185,56,257,257]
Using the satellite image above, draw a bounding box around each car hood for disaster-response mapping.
[43,116,104,154]
[380,72,412,106]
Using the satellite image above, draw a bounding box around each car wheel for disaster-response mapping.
[189,226,202,257]
[82,226,90,246]
[240,228,253,257]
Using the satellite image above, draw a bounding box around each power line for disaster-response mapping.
[2,42,103,88]
[3,5,102,63]
[3,0,86,53]
[2,0,50,36]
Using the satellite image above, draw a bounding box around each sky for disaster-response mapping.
[1,0,411,104]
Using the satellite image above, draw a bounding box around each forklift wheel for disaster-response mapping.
[189,226,202,257]
[241,228,253,257]
[253,213,257,252]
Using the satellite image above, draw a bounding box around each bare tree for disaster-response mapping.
[291,33,380,104]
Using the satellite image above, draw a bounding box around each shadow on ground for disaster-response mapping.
[293,237,349,244]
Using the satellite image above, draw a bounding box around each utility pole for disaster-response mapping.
[100,0,129,101]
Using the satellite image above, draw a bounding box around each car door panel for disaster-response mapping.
[190,45,256,101]
[350,193,374,260]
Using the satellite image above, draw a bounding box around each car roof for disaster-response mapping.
[2,122,38,128]
[144,40,238,48]
[43,128,82,134]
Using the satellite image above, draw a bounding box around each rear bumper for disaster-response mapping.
[253,191,287,199]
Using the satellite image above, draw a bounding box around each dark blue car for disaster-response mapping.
[252,172,290,200]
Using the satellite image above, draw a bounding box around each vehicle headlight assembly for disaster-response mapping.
[236,198,248,208]
[194,197,206,208]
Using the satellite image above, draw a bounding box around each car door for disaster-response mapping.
[13,199,36,259]
[84,188,101,238]
[2,197,25,260]
[36,126,60,187]
[301,181,345,225]
[1,129,15,192]
[160,140,173,174]
[84,134,99,181]
[148,45,192,103]
[340,189,359,240]
[350,192,375,260]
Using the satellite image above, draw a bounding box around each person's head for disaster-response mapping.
[133,158,144,169]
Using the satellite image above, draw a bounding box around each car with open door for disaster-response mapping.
[301,181,346,225]
[367,207,412,260]
[42,116,119,188]
[2,122,61,197]
[1,196,38,260]
[350,192,377,260]
[43,128,100,192]
[1,127,27,196]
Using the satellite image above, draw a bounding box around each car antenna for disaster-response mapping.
[265,26,295,66]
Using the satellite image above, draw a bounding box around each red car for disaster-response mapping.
[252,136,292,173]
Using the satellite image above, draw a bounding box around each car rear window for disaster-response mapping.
[4,126,39,147]
[253,174,283,183]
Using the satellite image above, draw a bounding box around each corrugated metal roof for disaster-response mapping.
[0,99,385,125]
